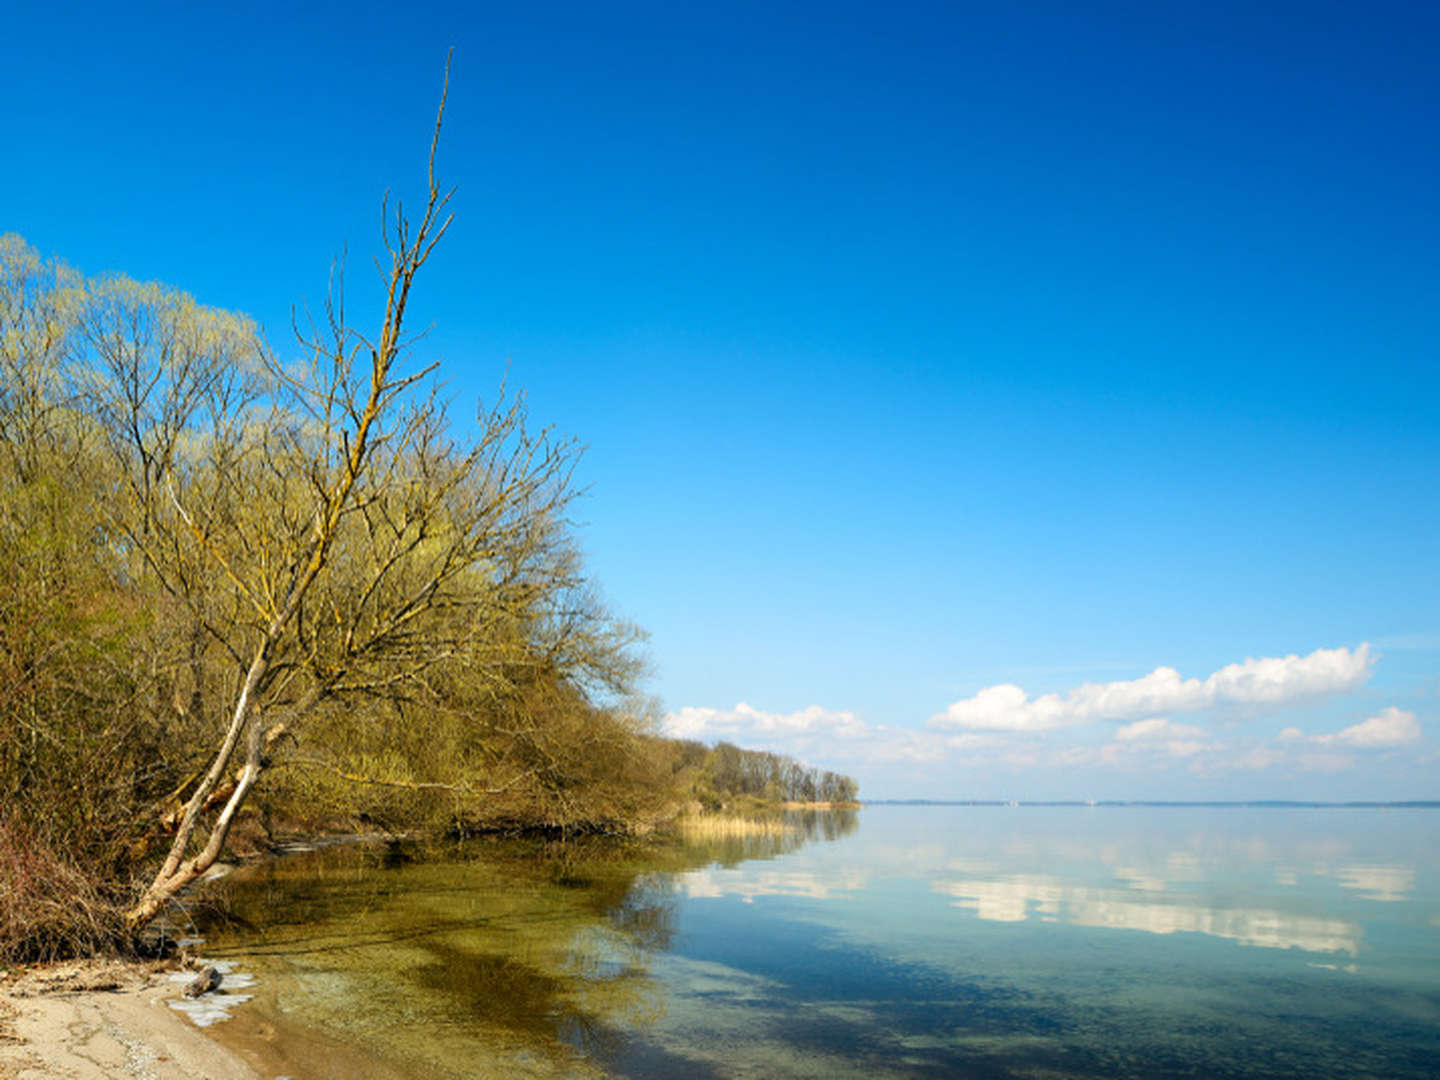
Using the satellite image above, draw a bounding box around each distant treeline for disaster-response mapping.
[659,740,860,807]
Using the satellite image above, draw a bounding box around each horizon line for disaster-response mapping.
[862,799,1440,808]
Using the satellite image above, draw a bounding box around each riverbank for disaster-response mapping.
[0,959,258,1079]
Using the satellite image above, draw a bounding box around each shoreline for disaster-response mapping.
[0,811,864,1079]
[0,957,413,1080]
[0,959,259,1079]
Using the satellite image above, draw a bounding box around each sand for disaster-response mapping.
[0,959,262,1080]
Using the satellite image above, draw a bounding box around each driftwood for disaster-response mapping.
[183,965,222,998]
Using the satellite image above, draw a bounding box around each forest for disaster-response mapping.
[0,172,855,962]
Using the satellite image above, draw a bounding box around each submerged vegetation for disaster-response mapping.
[193,812,860,1077]
[0,91,856,962]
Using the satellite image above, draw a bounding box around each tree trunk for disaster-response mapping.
[123,652,269,929]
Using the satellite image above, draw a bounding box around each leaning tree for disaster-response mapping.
[80,62,611,927]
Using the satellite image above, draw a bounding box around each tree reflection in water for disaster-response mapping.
[194,811,859,1077]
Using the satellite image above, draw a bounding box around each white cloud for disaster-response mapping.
[1164,740,1209,759]
[944,733,1009,751]
[1204,647,1374,706]
[1289,707,1422,749]
[663,702,948,765]
[1048,734,1214,770]
[929,644,1373,733]
[1056,743,1128,768]
[665,702,869,742]
[929,682,1069,732]
[1195,707,1422,777]
[858,731,951,764]
[1067,666,1209,721]
[1228,745,1288,771]
[1114,718,1208,742]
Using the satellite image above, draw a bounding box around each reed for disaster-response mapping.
[672,813,795,839]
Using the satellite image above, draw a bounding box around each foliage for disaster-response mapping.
[0,161,658,944]
[0,81,856,956]
[650,737,859,810]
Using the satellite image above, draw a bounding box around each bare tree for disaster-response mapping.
[68,59,588,927]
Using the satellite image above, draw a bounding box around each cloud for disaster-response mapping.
[665,702,869,742]
[944,733,1009,751]
[929,644,1373,733]
[663,702,952,765]
[1283,707,1421,749]
[1226,745,1289,771]
[1163,740,1210,759]
[1196,706,1422,777]
[1047,733,1214,770]
[1204,647,1374,706]
[1114,718,1208,742]
[929,683,1069,733]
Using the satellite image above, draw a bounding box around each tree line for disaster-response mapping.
[656,740,860,806]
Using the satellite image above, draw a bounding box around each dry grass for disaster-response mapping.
[0,823,127,965]
[672,813,795,839]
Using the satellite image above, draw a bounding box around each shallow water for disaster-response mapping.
[195,807,1440,1078]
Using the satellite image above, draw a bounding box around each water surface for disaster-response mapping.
[197,807,1440,1078]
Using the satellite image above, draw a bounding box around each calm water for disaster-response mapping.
[195,807,1440,1078]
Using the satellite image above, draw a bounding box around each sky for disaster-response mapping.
[4,0,1437,800]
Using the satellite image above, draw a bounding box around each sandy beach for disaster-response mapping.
[0,959,260,1080]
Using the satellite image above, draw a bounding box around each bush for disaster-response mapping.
[0,822,127,963]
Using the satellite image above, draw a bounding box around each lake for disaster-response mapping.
[194,806,1440,1078]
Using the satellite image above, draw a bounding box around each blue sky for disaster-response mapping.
[6,0,1437,799]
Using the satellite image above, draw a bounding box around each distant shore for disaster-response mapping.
[864,799,1440,808]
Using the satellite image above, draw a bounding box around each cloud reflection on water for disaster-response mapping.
[679,866,870,902]
[1330,864,1415,901]
[676,810,1421,963]
[931,874,1363,954]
